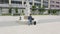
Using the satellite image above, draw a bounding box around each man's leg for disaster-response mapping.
[30,21,32,25]
[28,20,31,25]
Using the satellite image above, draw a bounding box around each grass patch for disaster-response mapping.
[32,15,58,16]
[2,14,11,16]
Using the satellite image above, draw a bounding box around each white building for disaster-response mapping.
[0,0,41,15]
[0,0,60,15]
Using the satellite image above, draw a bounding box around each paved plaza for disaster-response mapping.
[0,15,60,34]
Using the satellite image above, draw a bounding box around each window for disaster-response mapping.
[0,0,9,4]
[56,2,59,4]
[56,5,59,7]
[23,2,27,4]
[35,0,41,2]
[43,1,48,3]
[50,5,54,7]
[11,1,22,4]
[50,1,54,3]
[34,3,40,6]
[43,3,48,8]
[43,0,48,2]
[29,3,32,5]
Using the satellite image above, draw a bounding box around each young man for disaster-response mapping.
[28,14,33,25]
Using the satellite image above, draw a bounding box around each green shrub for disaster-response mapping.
[9,8,12,13]
[15,8,18,13]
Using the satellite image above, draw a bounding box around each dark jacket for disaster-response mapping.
[28,16,32,22]
[28,16,32,20]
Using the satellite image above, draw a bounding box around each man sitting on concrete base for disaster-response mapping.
[28,14,34,25]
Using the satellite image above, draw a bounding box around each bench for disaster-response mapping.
[18,16,37,24]
[18,16,29,23]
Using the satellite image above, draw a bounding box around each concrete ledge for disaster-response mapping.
[18,19,37,24]
[18,20,28,23]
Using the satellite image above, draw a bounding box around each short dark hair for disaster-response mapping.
[30,14,31,15]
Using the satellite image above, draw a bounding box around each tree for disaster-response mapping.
[31,6,36,11]
[38,6,45,15]
[48,9,58,15]
[31,6,36,14]
[15,8,18,13]
[52,9,57,14]
[22,9,24,15]
[48,9,51,14]
[9,8,12,14]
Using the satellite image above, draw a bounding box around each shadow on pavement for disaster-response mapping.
[0,21,28,27]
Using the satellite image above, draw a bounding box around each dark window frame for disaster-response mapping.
[56,5,59,7]
[56,2,59,4]
[50,5,55,7]
[11,1,22,4]
[0,0,9,4]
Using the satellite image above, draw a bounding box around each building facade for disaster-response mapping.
[0,0,60,15]
[50,0,60,9]
[0,0,41,15]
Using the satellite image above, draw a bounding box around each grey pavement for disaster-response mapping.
[0,15,60,34]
